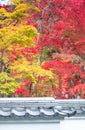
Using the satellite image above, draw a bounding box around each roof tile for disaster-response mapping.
[0,98,85,122]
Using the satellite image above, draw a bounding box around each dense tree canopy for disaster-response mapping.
[28,0,85,98]
[0,0,85,98]
[0,0,53,97]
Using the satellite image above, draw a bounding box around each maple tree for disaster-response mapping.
[0,0,53,97]
[0,0,85,98]
[27,0,85,98]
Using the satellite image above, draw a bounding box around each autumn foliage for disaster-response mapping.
[0,0,85,98]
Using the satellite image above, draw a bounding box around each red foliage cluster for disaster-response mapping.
[15,86,29,97]
[0,0,85,98]
[26,0,85,98]
[0,5,9,9]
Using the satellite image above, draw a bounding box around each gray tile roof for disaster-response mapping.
[0,98,85,123]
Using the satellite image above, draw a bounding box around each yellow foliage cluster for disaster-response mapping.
[0,0,40,96]
[10,59,53,83]
[0,25,39,49]
[0,72,18,96]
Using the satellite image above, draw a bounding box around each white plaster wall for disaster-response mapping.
[60,119,85,130]
[1,119,85,130]
[0,123,60,130]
